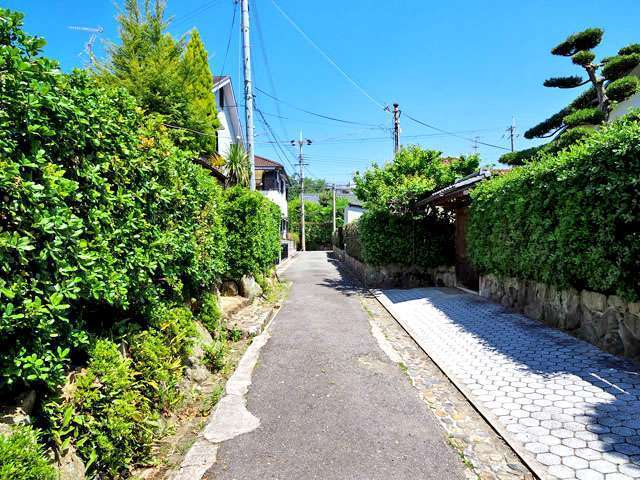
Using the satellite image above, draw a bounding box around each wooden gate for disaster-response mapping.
[455,207,479,291]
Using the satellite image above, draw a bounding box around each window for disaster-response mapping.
[219,89,225,109]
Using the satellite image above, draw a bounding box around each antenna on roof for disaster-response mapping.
[68,25,104,62]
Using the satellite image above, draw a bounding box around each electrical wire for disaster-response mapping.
[269,0,388,112]
[404,112,510,151]
[170,0,223,30]
[220,1,238,75]
[255,87,386,129]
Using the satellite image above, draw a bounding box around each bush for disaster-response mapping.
[469,115,640,301]
[343,223,363,261]
[288,197,348,250]
[602,53,640,80]
[203,339,228,372]
[130,328,183,411]
[198,292,224,338]
[0,426,56,480]
[358,211,454,268]
[48,340,155,477]
[223,187,281,278]
[0,10,227,392]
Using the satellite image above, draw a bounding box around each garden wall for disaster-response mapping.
[480,274,640,361]
[334,247,455,289]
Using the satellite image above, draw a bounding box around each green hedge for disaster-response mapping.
[0,10,227,391]
[0,426,56,480]
[343,222,363,261]
[358,211,454,268]
[223,187,281,278]
[469,115,640,301]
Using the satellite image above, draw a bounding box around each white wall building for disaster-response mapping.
[212,76,243,158]
[608,64,640,122]
[255,156,289,238]
[344,202,365,224]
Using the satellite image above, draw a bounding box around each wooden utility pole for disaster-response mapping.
[241,0,256,190]
[332,184,336,232]
[292,133,311,251]
[506,117,517,152]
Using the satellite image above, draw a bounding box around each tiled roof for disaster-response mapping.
[255,155,285,170]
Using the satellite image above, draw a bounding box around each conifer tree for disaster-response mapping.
[181,29,220,156]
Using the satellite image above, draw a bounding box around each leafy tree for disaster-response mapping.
[288,197,348,250]
[287,176,328,201]
[224,143,250,187]
[97,0,219,155]
[507,28,640,165]
[354,146,479,215]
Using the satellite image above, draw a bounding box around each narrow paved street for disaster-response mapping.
[207,252,465,479]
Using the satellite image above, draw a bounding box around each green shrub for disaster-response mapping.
[343,223,363,261]
[130,329,183,411]
[0,426,56,480]
[203,339,228,372]
[469,115,640,301]
[602,53,640,80]
[223,187,281,278]
[0,9,226,392]
[198,292,224,338]
[48,339,155,477]
[358,211,454,268]
[148,305,197,364]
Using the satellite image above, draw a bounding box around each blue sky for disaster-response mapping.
[7,0,640,183]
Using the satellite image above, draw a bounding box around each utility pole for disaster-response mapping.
[332,184,336,232]
[506,117,517,152]
[387,102,401,155]
[240,0,256,190]
[292,133,312,251]
[472,136,480,155]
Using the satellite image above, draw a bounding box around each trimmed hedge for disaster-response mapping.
[469,115,640,301]
[223,187,281,278]
[343,222,362,261]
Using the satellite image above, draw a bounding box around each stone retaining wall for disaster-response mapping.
[479,274,640,361]
[334,247,456,289]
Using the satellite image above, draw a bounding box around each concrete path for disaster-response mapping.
[207,252,465,479]
[376,288,640,480]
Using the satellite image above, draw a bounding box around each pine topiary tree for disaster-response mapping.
[181,29,220,156]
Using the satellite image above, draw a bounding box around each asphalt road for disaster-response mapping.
[207,251,465,480]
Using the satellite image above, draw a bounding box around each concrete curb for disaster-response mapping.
[171,303,284,480]
[371,289,544,480]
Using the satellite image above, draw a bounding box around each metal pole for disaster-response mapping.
[241,0,256,190]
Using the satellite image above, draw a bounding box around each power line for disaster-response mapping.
[269,0,388,112]
[403,112,511,151]
[220,1,238,75]
[170,0,223,30]
[255,87,386,129]
[254,103,297,172]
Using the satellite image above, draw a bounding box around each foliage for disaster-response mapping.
[198,292,224,338]
[288,197,348,250]
[499,146,545,166]
[602,53,640,81]
[543,76,585,88]
[97,1,219,156]
[343,223,362,261]
[551,27,603,56]
[469,115,640,301]
[180,29,220,155]
[0,9,226,392]
[358,211,454,268]
[224,143,250,187]
[563,107,606,127]
[619,43,640,56]
[48,339,155,477]
[572,50,596,67]
[223,187,281,278]
[286,176,327,201]
[0,426,56,480]
[203,339,228,372]
[606,76,640,102]
[354,147,479,214]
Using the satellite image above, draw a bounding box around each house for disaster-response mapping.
[212,76,244,158]
[255,155,289,238]
[344,199,365,224]
[417,169,495,292]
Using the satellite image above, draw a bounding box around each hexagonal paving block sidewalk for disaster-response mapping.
[375,288,640,480]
